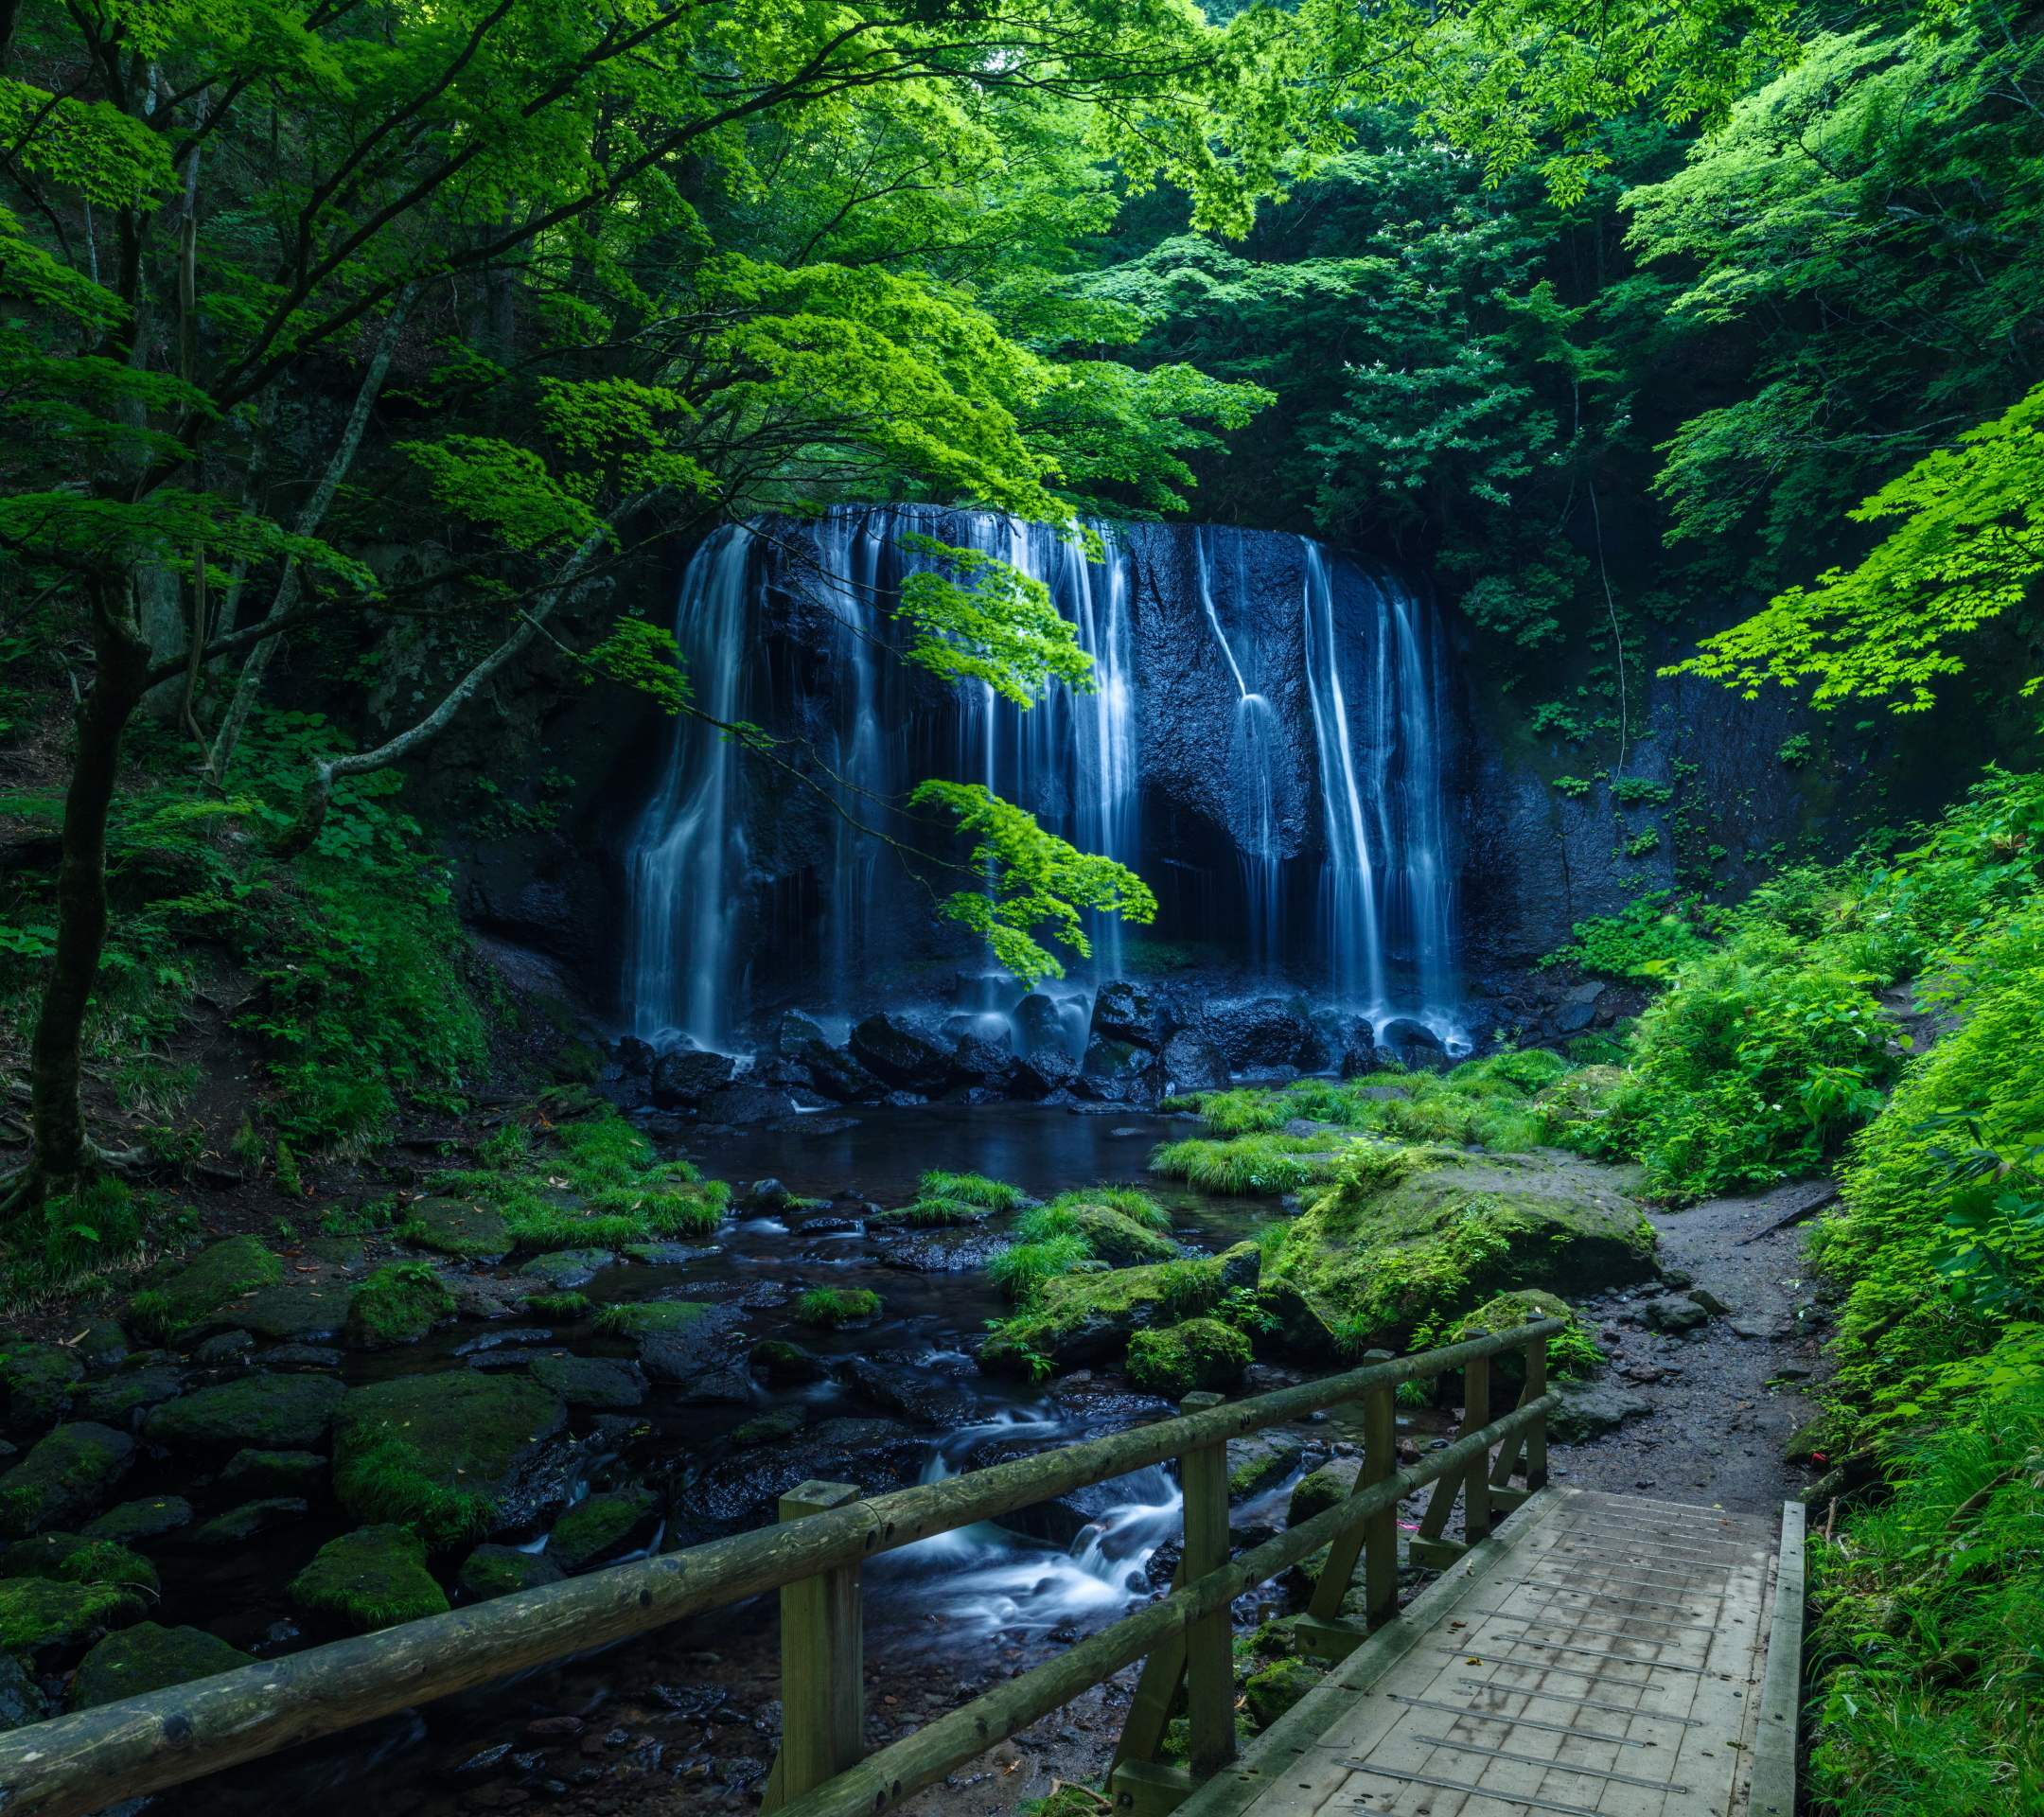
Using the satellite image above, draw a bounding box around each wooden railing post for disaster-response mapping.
[1523,1318,1548,1491]
[1177,1389,1234,1778]
[1303,1350,1396,1635]
[1461,1351,1491,1544]
[762,1481,864,1814]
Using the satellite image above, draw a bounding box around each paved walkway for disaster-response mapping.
[1179,1489,1793,1817]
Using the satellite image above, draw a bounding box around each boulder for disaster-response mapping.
[515,1248,617,1290]
[150,1235,284,1331]
[529,1355,648,1408]
[190,1498,309,1545]
[1378,1018,1442,1050]
[1202,999,1312,1070]
[603,1301,737,1383]
[68,1321,130,1370]
[346,1262,457,1350]
[218,1450,328,1499]
[1549,1380,1654,1443]
[1066,1208,1180,1268]
[980,1243,1261,1372]
[664,1418,928,1548]
[1260,1149,1657,1358]
[1078,1034,1158,1099]
[458,1544,565,1601]
[75,1365,184,1427]
[193,1332,255,1366]
[848,1014,951,1091]
[1160,1031,1229,1095]
[0,1577,145,1667]
[400,1197,515,1261]
[331,1372,567,1533]
[546,1485,659,1573]
[1090,980,1168,1050]
[1287,1458,1363,1526]
[0,1424,135,1538]
[0,1345,84,1430]
[0,1654,42,1729]
[1226,1432,1317,1501]
[1243,1656,1322,1728]
[1013,992,1078,1054]
[291,1525,449,1632]
[793,1040,883,1103]
[749,1340,828,1385]
[1011,1046,1081,1099]
[1124,1318,1250,1396]
[698,1085,793,1127]
[948,1034,1016,1091]
[877,1229,1016,1273]
[836,1358,978,1428]
[1641,1296,1710,1334]
[227,1285,348,1345]
[143,1375,346,1456]
[82,1496,192,1544]
[1337,1042,1390,1080]
[649,1048,737,1108]
[71,1623,254,1707]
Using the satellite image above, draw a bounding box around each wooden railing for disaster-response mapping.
[0,1316,1562,1817]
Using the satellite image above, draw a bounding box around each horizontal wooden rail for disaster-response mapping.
[772,1393,1561,1817]
[0,1318,1564,1817]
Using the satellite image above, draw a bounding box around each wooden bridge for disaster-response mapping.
[0,1316,1803,1817]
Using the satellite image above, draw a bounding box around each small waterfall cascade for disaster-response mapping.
[624,507,1460,1050]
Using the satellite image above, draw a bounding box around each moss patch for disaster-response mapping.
[1243,1656,1323,1728]
[865,1199,989,1230]
[1066,1208,1181,1267]
[546,1485,658,1573]
[1448,1289,1606,1381]
[749,1340,825,1384]
[457,1544,564,1601]
[792,1288,882,1328]
[0,1345,84,1427]
[1287,1459,1363,1526]
[345,1261,456,1350]
[153,1235,284,1329]
[142,1375,345,1455]
[1125,1317,1251,1395]
[398,1196,514,1261]
[0,1423,135,1539]
[591,1300,717,1341]
[526,1292,591,1321]
[1261,1150,1656,1357]
[980,1243,1260,1373]
[291,1525,449,1631]
[0,1577,146,1667]
[71,1622,255,1707]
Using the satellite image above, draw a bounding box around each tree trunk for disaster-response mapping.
[9,571,154,1208]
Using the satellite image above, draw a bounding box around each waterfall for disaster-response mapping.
[623,508,1459,1049]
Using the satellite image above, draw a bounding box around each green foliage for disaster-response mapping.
[792,1288,884,1328]
[526,1292,591,1322]
[917,1171,1029,1212]
[1125,1316,1251,1394]
[345,1263,457,1350]
[910,782,1156,986]
[1542,891,1718,978]
[989,1235,1094,1303]
[329,1434,494,1551]
[1040,1186,1171,1229]
[1192,1089,1295,1136]
[895,537,1096,707]
[1149,1135,1327,1196]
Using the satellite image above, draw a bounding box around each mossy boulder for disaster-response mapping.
[155,1235,284,1329]
[1125,1317,1250,1395]
[142,1374,346,1455]
[457,1544,565,1601]
[0,1344,84,1429]
[0,1577,146,1667]
[400,1197,514,1261]
[1287,1458,1363,1526]
[529,1355,646,1408]
[749,1340,826,1385]
[515,1248,616,1289]
[979,1243,1261,1373]
[70,1623,255,1707]
[291,1525,449,1632]
[1261,1150,1657,1358]
[82,1496,192,1544]
[0,1423,135,1537]
[1448,1289,1604,1383]
[331,1371,566,1535]
[1227,1432,1313,1501]
[191,1498,309,1545]
[68,1321,130,1369]
[219,1449,328,1499]
[345,1262,457,1350]
[1243,1656,1323,1728]
[232,1285,347,1344]
[0,1533,89,1579]
[1067,1208,1181,1268]
[546,1486,659,1574]
[0,1654,42,1729]
[865,1200,989,1231]
[75,1365,185,1426]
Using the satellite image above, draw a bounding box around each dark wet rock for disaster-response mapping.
[1287,1458,1363,1526]
[72,1623,254,1708]
[948,1034,1016,1090]
[218,1449,327,1499]
[190,1497,309,1545]
[144,1374,346,1456]
[749,1340,828,1385]
[879,1229,1017,1273]
[1642,1296,1711,1333]
[458,1543,565,1601]
[699,1085,794,1127]
[0,1533,92,1579]
[793,1114,865,1137]
[258,1344,344,1368]
[1091,980,1170,1049]
[650,1048,738,1108]
[1011,1046,1081,1098]
[529,1355,647,1408]
[193,1332,256,1366]
[792,1040,882,1103]
[547,1485,660,1573]
[1159,1031,1229,1095]
[228,1284,348,1345]
[961,1427,1174,1548]
[292,1525,449,1632]
[1014,992,1082,1053]
[741,1178,791,1209]
[68,1321,130,1370]
[1549,1380,1655,1443]
[331,1372,567,1533]
[82,1495,192,1544]
[677,1367,756,1404]
[515,1248,617,1290]
[1338,1042,1392,1079]
[455,1329,555,1356]
[0,1653,42,1729]
[666,1419,926,1547]
[848,1014,951,1090]
[0,1578,145,1667]
[465,1347,573,1372]
[620,1302,744,1384]
[0,1424,134,1538]
[455,1277,533,1321]
[619,1242,704,1265]
[75,1365,184,1427]
[1201,999,1313,1070]
[1379,1018,1442,1050]
[1079,1033,1158,1099]
[400,1196,515,1261]
[0,1345,84,1430]
[153,1236,284,1331]
[1226,1432,1317,1501]
[835,1358,978,1427]
[731,1410,806,1447]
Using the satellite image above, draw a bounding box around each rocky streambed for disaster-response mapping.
[0,1102,1828,1817]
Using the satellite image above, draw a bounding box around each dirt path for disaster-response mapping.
[1544,1177,1833,1515]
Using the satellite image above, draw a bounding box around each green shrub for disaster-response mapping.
[989,1236,1092,1302]
[916,1170,1028,1211]
[1149,1135,1327,1195]
[346,1261,456,1349]
[1040,1186,1171,1229]
[792,1287,883,1327]
[1541,890,1719,979]
[1192,1090,1294,1136]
